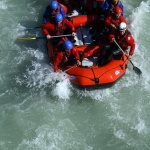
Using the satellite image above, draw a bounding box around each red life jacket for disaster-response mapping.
[55,18,75,35]
[105,14,126,32]
[116,30,131,50]
[53,42,79,72]
[55,20,66,35]
[111,15,126,28]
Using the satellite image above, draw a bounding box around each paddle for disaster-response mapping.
[16,34,72,40]
[50,62,77,73]
[114,39,142,76]
[24,26,41,30]
[16,37,44,40]
[63,65,77,73]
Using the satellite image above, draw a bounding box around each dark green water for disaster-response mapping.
[0,0,150,149]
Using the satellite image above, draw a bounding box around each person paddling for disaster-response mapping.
[43,0,66,24]
[104,6,127,32]
[53,40,81,72]
[42,13,76,45]
[102,0,124,16]
[98,22,135,66]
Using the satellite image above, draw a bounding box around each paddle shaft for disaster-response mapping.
[114,39,134,64]
[64,65,76,73]
[24,26,41,30]
[114,39,128,56]
[16,34,72,40]
[50,62,76,73]
[114,39,142,75]
[49,34,72,38]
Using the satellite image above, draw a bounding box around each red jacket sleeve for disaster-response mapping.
[126,35,135,55]
[120,16,127,24]
[105,15,112,26]
[105,15,127,28]
[42,22,55,35]
[108,31,116,42]
[64,18,75,32]
[71,47,80,60]
[53,52,64,72]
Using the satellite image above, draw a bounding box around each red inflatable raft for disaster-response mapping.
[47,15,129,88]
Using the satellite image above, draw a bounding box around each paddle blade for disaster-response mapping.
[16,37,36,40]
[24,26,41,30]
[16,37,44,40]
[133,66,142,76]
[129,60,142,75]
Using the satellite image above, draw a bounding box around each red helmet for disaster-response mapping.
[115,7,122,14]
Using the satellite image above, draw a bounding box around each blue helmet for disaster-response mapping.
[55,13,63,22]
[63,40,73,50]
[50,1,58,10]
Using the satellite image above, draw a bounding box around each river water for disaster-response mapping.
[0,0,150,150]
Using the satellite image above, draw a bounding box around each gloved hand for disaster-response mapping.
[108,35,115,43]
